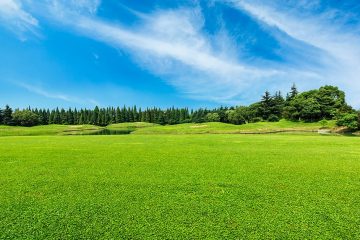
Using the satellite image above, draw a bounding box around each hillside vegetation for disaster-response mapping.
[0,120,338,136]
[1,85,359,131]
[129,120,336,134]
[0,125,102,136]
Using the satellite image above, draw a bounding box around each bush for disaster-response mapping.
[205,113,220,122]
[12,110,39,127]
[319,119,329,129]
[336,113,358,131]
[268,114,280,122]
[226,110,246,125]
[251,117,263,123]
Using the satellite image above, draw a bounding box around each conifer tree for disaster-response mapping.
[3,105,13,125]
[260,91,273,120]
[0,107,3,124]
[287,83,299,101]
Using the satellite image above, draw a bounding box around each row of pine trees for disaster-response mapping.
[0,105,214,126]
[1,84,358,128]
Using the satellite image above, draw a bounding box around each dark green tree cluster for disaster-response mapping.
[0,105,192,127]
[0,85,358,130]
[283,85,351,122]
[336,113,358,130]
[0,105,13,125]
[221,85,355,125]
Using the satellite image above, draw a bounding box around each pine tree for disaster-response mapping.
[273,91,285,117]
[54,108,61,124]
[260,91,273,120]
[115,107,121,123]
[92,106,100,125]
[3,105,13,125]
[79,113,84,125]
[287,83,298,101]
[60,108,67,124]
[0,107,3,124]
[73,108,78,124]
[67,108,74,125]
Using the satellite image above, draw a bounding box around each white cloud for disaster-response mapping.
[0,0,39,40]
[16,82,74,102]
[48,0,101,16]
[15,82,99,106]
[229,0,360,106]
[44,4,285,103]
[4,0,360,106]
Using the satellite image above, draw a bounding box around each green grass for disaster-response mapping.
[132,120,336,134]
[0,124,102,136]
[1,134,359,239]
[0,120,336,136]
[106,122,159,132]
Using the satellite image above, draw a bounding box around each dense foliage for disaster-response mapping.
[0,85,358,130]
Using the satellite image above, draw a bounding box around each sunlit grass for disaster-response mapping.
[0,134,359,239]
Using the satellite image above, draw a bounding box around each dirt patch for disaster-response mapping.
[190,125,208,128]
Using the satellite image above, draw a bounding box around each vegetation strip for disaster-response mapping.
[0,85,359,132]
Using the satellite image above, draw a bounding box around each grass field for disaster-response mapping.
[0,124,102,136]
[125,120,336,134]
[0,120,337,136]
[1,134,359,239]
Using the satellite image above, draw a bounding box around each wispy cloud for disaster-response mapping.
[15,82,99,106]
[227,0,360,105]
[0,0,39,40]
[43,2,286,103]
[16,82,74,102]
[3,0,360,106]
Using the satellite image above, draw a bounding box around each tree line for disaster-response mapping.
[0,85,359,130]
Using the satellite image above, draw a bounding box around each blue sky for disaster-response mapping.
[1,0,360,109]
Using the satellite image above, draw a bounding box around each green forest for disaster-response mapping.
[1,85,359,130]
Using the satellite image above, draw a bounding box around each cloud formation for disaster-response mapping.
[44,2,286,103]
[1,0,360,106]
[0,0,39,40]
[228,0,360,105]
[15,82,99,106]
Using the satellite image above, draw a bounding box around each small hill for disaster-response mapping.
[0,125,102,136]
[0,120,337,136]
[131,120,336,134]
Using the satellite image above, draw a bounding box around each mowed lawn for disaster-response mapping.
[0,135,359,239]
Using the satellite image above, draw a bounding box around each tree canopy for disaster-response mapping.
[0,85,358,130]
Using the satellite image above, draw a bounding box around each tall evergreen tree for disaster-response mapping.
[54,108,61,124]
[3,105,13,125]
[0,107,3,124]
[92,106,100,125]
[287,83,299,101]
[260,91,273,120]
[272,91,285,117]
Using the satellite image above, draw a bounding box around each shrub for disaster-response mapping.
[319,119,329,129]
[251,117,263,123]
[12,110,39,127]
[205,113,220,122]
[268,114,280,122]
[336,113,358,131]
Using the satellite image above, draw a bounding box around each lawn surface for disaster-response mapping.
[0,124,102,136]
[0,120,336,136]
[1,134,359,239]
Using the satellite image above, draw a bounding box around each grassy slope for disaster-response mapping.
[0,125,102,136]
[106,122,158,131]
[131,120,336,134]
[1,134,359,239]
[0,120,337,136]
